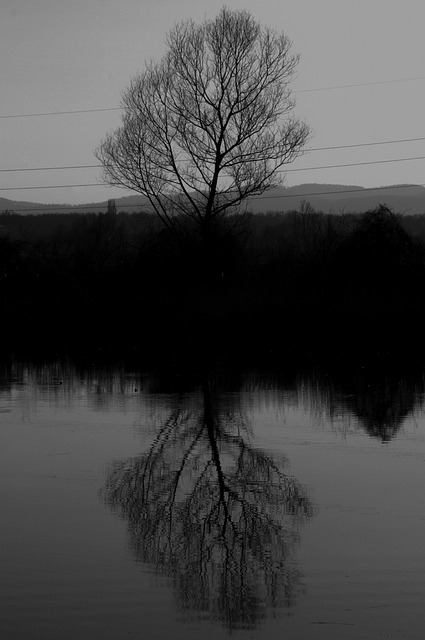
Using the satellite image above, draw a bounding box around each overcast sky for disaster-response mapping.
[2,0,425,205]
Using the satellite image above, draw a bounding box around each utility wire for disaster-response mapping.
[1,203,151,213]
[280,155,425,174]
[0,107,120,119]
[307,136,425,152]
[294,75,425,93]
[2,136,425,174]
[0,183,101,191]
[2,75,425,119]
[0,165,100,173]
[3,183,424,214]
[2,154,425,190]
[258,183,424,200]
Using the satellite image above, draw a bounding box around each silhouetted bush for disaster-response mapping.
[331,205,425,293]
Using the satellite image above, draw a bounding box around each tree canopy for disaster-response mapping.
[96,8,309,236]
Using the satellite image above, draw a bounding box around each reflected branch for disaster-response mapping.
[103,378,314,630]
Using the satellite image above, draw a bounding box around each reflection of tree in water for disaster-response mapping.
[103,378,313,630]
[348,376,421,441]
[302,365,425,442]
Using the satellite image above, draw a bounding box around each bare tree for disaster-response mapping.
[96,7,309,248]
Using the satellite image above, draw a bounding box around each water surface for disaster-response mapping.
[1,362,424,639]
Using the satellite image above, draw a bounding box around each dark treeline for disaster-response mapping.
[1,202,425,361]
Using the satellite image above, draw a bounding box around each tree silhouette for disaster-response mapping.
[334,204,423,293]
[103,378,313,630]
[96,8,309,281]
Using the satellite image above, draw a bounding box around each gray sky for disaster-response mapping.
[2,0,425,205]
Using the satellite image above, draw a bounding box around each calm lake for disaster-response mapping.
[1,360,424,639]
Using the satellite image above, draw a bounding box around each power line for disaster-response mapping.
[2,75,425,119]
[2,136,425,174]
[294,75,425,93]
[0,165,100,173]
[1,203,149,213]
[3,183,424,214]
[0,107,120,119]
[281,155,425,174]
[257,183,424,201]
[0,183,101,192]
[307,136,425,152]
[3,154,425,191]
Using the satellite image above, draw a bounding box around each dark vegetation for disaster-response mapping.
[1,203,425,362]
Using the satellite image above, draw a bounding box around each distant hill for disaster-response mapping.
[2,183,425,216]
[0,197,75,214]
[0,195,150,215]
[247,183,425,215]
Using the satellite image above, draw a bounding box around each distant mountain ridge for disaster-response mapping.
[248,183,425,214]
[2,183,425,215]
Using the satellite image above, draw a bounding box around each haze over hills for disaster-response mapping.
[2,183,425,215]
[250,183,425,214]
